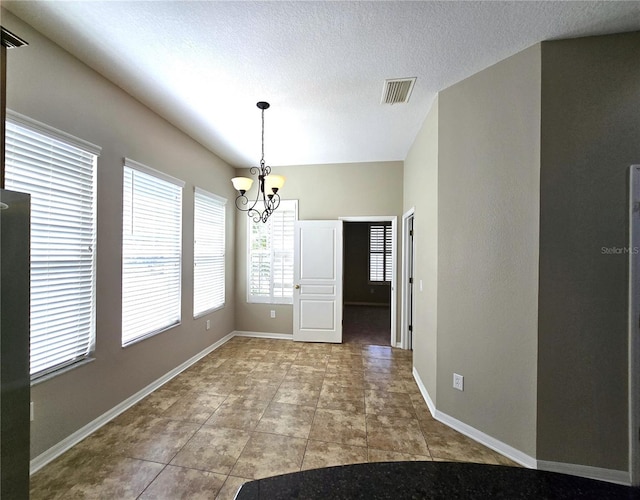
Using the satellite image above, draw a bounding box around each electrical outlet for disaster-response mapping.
[453,373,464,391]
[30,401,34,422]
[270,310,276,319]
[206,319,211,331]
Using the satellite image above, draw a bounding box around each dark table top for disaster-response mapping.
[235,461,640,499]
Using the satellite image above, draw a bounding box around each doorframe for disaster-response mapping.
[339,215,398,347]
[401,208,415,350]
[628,165,640,486]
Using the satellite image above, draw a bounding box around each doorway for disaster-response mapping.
[340,216,397,347]
[401,209,415,350]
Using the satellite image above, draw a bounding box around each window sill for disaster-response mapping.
[247,299,293,306]
[122,321,181,348]
[194,303,225,320]
[31,357,96,386]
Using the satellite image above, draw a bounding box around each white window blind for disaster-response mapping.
[5,113,99,379]
[248,200,297,304]
[122,159,183,345]
[369,223,392,282]
[193,187,226,317]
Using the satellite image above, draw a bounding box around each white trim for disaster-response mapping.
[233,330,294,341]
[124,157,185,187]
[435,408,537,469]
[7,109,102,156]
[31,329,635,487]
[537,461,630,486]
[413,366,436,415]
[412,366,537,469]
[401,208,415,350]
[339,216,395,223]
[194,186,227,205]
[414,365,632,485]
[340,215,398,347]
[629,165,640,486]
[29,331,235,475]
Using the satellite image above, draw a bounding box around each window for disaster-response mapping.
[122,159,183,345]
[5,112,99,379]
[369,223,392,283]
[193,188,226,317]
[248,200,297,304]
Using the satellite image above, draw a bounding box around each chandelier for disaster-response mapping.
[231,101,285,223]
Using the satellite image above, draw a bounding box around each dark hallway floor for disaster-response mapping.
[343,305,390,346]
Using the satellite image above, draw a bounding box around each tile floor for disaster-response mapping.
[30,337,517,499]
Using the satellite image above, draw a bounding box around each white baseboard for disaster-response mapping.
[412,367,537,469]
[537,460,630,486]
[412,367,632,485]
[233,330,293,341]
[435,407,538,469]
[33,334,631,487]
[29,331,236,475]
[412,366,436,415]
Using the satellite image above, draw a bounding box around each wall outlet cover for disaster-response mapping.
[453,373,464,391]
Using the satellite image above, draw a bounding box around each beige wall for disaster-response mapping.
[234,162,404,338]
[537,31,640,471]
[3,11,237,458]
[7,5,636,475]
[436,45,541,456]
[404,96,439,400]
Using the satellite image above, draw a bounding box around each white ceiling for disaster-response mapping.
[5,1,640,168]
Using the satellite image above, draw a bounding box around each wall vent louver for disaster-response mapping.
[381,77,416,105]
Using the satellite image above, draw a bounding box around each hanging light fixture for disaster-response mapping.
[231,101,285,223]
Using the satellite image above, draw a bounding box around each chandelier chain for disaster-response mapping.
[261,107,265,165]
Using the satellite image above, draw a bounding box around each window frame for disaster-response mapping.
[193,186,226,318]
[246,199,298,305]
[5,110,100,381]
[121,158,184,346]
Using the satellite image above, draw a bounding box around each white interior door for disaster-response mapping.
[293,220,343,343]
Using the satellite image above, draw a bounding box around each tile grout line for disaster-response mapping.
[31,338,513,498]
[225,347,292,481]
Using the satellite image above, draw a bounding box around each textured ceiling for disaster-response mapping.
[4,1,640,168]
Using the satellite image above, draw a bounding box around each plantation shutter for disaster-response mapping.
[385,223,393,280]
[122,159,183,345]
[4,113,99,379]
[271,204,296,300]
[369,223,392,282]
[248,200,297,303]
[193,187,226,317]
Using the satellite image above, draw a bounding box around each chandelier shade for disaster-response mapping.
[231,176,253,194]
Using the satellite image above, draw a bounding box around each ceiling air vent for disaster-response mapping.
[381,77,416,105]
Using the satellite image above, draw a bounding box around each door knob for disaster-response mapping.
[295,284,300,289]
